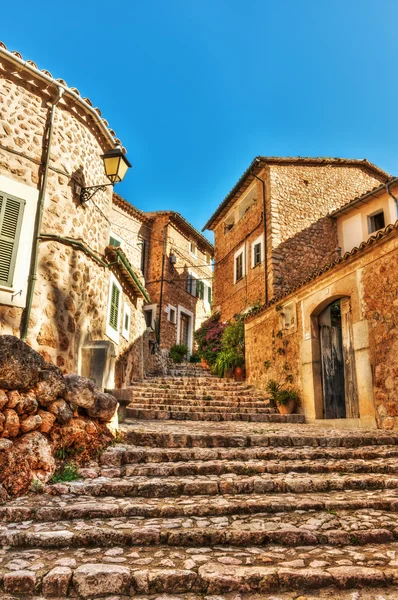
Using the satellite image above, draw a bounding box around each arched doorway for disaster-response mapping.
[316,297,360,420]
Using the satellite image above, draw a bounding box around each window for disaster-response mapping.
[196,280,204,300]
[0,192,25,287]
[144,304,157,329]
[236,254,243,281]
[205,253,211,265]
[109,283,120,331]
[187,272,197,296]
[106,275,122,344]
[368,210,385,234]
[238,186,257,220]
[204,282,212,306]
[189,241,197,256]
[109,235,121,247]
[122,304,131,340]
[251,235,263,268]
[224,211,235,233]
[168,305,177,324]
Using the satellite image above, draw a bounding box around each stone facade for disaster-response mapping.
[205,158,389,321]
[0,46,148,388]
[245,220,398,429]
[145,212,214,355]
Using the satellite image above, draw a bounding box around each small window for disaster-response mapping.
[224,211,235,233]
[109,235,121,247]
[168,306,177,324]
[189,241,197,256]
[205,253,211,265]
[368,210,385,234]
[122,304,131,340]
[145,309,153,328]
[235,253,243,282]
[109,283,121,331]
[196,280,204,300]
[187,273,197,296]
[0,192,25,287]
[253,243,261,266]
[238,186,257,220]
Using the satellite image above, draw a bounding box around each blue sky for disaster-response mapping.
[2,1,398,240]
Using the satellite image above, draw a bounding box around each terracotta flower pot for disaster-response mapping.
[200,358,209,369]
[234,366,245,380]
[277,398,297,415]
[224,368,234,379]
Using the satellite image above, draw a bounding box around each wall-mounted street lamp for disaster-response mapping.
[76,146,132,203]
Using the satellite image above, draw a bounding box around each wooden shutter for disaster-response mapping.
[0,192,25,287]
[109,283,120,330]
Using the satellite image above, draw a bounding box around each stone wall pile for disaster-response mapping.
[0,335,116,499]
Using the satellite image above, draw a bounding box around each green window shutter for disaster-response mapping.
[0,192,25,287]
[109,236,121,247]
[109,283,120,330]
[207,286,212,304]
[197,280,204,300]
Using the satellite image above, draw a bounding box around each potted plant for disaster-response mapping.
[169,344,188,364]
[265,378,300,415]
[220,317,245,380]
[214,348,242,378]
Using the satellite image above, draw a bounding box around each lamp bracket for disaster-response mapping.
[80,183,114,204]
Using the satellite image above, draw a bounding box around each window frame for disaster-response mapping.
[167,304,177,324]
[187,270,198,296]
[109,230,123,248]
[367,209,385,234]
[251,235,264,268]
[189,240,197,257]
[144,303,157,330]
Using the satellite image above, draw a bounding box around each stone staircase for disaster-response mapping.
[118,366,304,424]
[1,419,398,598]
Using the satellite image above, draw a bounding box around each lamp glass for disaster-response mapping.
[102,148,131,184]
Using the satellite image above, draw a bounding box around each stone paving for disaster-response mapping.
[1,371,398,598]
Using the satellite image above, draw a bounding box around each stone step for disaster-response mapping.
[129,390,268,399]
[99,444,398,467]
[3,489,398,524]
[129,397,271,407]
[126,408,301,423]
[127,404,275,415]
[47,471,398,498]
[122,421,398,448]
[3,507,398,550]
[1,542,398,597]
[88,457,398,479]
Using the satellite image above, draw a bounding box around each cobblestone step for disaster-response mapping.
[129,391,269,401]
[129,397,271,408]
[87,457,398,479]
[98,443,398,466]
[3,490,398,523]
[128,404,275,415]
[1,543,398,597]
[126,408,303,422]
[122,421,398,448]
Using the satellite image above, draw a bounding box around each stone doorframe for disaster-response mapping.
[176,305,194,355]
[300,273,376,428]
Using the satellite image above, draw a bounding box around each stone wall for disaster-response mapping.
[211,163,387,321]
[0,55,147,386]
[0,336,116,499]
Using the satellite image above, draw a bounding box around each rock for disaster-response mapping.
[2,409,20,438]
[42,566,72,596]
[0,335,46,389]
[0,389,8,409]
[38,409,57,433]
[20,414,42,433]
[87,392,118,422]
[64,374,97,409]
[0,438,13,451]
[35,366,66,406]
[0,483,8,503]
[0,431,55,496]
[0,411,4,433]
[3,570,36,594]
[73,564,131,597]
[48,399,73,424]
[15,392,38,415]
[6,389,21,408]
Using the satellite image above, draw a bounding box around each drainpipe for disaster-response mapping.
[250,161,269,304]
[21,86,64,340]
[385,180,398,217]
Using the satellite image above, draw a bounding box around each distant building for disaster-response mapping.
[202,157,390,321]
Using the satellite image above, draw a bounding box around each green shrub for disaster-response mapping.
[50,461,81,484]
[265,379,300,406]
[194,312,227,367]
[189,352,200,363]
[169,344,188,363]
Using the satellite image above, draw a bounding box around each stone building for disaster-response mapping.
[143,211,214,356]
[203,157,390,321]
[0,42,149,388]
[244,179,398,429]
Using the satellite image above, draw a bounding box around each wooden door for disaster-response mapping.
[320,310,346,419]
[341,299,360,418]
[180,313,190,348]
